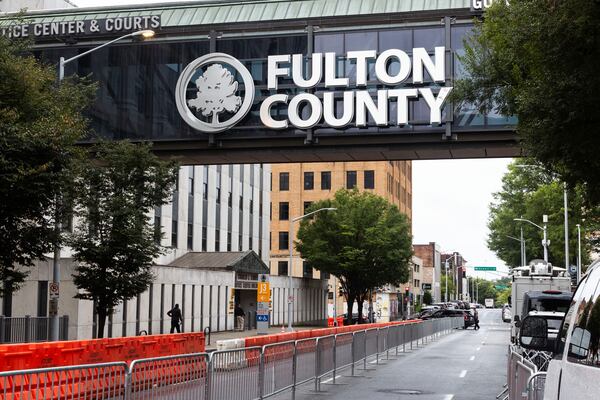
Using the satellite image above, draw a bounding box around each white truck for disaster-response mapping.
[509,259,571,342]
[484,298,494,308]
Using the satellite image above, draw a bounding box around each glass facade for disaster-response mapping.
[35,22,513,144]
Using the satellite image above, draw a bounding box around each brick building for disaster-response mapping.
[413,242,442,303]
[270,161,413,317]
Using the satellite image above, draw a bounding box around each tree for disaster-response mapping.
[0,34,94,297]
[70,141,177,338]
[488,160,600,268]
[453,1,600,205]
[296,189,413,323]
[188,64,241,123]
[474,279,497,305]
[440,274,456,303]
[423,290,433,306]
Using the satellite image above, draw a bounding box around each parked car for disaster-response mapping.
[514,290,572,342]
[518,259,600,400]
[420,308,475,329]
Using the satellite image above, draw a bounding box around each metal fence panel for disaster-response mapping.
[129,353,208,400]
[377,328,388,353]
[294,338,317,385]
[262,341,295,398]
[0,362,128,400]
[334,333,353,371]
[365,329,378,358]
[527,373,546,400]
[209,347,261,400]
[316,336,335,379]
[0,315,68,343]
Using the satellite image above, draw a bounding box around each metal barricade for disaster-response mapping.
[0,362,128,399]
[209,347,261,400]
[129,353,209,400]
[315,335,335,391]
[351,330,366,375]
[334,332,354,372]
[514,361,535,400]
[262,341,295,398]
[527,372,546,400]
[365,328,378,359]
[377,327,388,354]
[294,337,317,387]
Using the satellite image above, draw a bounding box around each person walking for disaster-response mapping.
[167,304,183,333]
[473,308,480,330]
[235,304,245,331]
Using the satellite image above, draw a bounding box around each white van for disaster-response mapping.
[518,259,600,400]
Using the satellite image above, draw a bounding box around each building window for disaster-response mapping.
[188,177,194,195]
[304,172,314,190]
[216,188,221,204]
[278,261,288,276]
[227,232,232,252]
[278,231,289,250]
[279,172,289,191]
[202,227,207,252]
[215,229,220,251]
[303,262,313,279]
[279,202,289,220]
[303,201,313,214]
[364,170,375,189]
[321,171,331,190]
[171,220,178,248]
[346,171,357,189]
[187,224,193,250]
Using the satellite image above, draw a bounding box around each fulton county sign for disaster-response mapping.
[176,47,452,135]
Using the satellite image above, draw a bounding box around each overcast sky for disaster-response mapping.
[68,0,513,279]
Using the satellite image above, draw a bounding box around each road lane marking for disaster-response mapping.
[476,347,481,351]
[321,375,341,384]
[470,356,475,361]
[443,395,454,400]
[459,370,467,378]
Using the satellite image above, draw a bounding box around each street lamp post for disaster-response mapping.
[288,207,336,331]
[514,215,549,263]
[443,253,457,303]
[576,224,582,282]
[506,231,526,266]
[50,29,155,341]
[564,183,569,271]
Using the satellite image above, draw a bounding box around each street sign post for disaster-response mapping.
[474,266,497,271]
[256,274,271,335]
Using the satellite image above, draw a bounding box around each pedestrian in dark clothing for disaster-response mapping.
[235,305,245,331]
[167,304,183,333]
[473,308,480,330]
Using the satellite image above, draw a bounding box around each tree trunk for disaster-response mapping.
[97,308,107,339]
[346,294,355,325]
[357,297,364,324]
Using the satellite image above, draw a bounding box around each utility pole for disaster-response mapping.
[564,183,569,269]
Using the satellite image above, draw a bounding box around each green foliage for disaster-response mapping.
[423,290,433,305]
[496,287,511,306]
[0,33,95,295]
[69,141,177,338]
[440,274,456,302]
[296,189,413,322]
[488,160,600,268]
[454,0,600,204]
[474,278,497,305]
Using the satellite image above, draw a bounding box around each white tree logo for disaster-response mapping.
[188,64,242,124]
[176,53,255,134]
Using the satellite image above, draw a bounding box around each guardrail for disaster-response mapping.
[0,317,463,400]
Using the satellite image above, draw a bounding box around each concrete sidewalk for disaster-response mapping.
[205,326,315,351]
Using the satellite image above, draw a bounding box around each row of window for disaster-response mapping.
[278,170,375,191]
[276,260,330,280]
[277,201,316,221]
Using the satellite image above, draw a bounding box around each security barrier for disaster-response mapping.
[0,332,206,372]
[501,345,547,400]
[1,317,463,400]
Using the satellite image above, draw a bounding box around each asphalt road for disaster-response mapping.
[278,309,510,400]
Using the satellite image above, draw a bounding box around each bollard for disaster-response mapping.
[204,326,211,345]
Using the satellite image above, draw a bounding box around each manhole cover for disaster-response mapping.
[377,389,425,395]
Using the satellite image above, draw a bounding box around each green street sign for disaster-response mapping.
[495,285,508,290]
[474,266,497,271]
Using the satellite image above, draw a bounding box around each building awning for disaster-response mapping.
[0,0,472,29]
[168,251,269,275]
